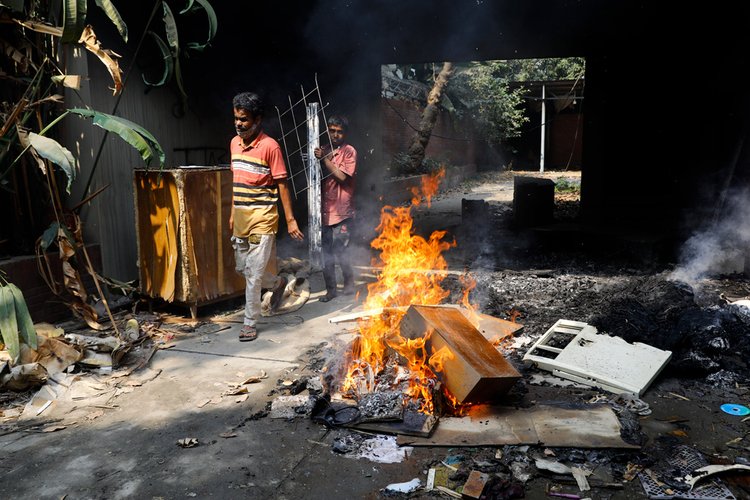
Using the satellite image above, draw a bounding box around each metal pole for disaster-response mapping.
[539,84,546,173]
[307,102,322,270]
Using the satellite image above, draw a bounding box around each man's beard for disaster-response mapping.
[236,122,259,139]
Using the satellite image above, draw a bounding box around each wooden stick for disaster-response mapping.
[329,304,466,323]
[80,235,121,338]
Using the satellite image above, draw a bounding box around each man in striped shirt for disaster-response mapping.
[230,92,304,341]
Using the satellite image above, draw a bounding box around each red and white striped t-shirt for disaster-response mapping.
[230,131,288,237]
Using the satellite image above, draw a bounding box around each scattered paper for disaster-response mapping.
[177,438,198,448]
[385,478,421,493]
[571,467,592,491]
[536,458,572,475]
[349,435,413,464]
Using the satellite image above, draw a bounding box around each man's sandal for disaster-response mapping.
[239,325,258,342]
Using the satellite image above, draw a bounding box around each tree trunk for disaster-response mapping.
[407,62,454,172]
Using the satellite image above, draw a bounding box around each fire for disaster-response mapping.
[342,168,473,414]
[459,273,480,327]
[428,344,455,373]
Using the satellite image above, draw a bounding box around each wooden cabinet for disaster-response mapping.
[133,167,243,317]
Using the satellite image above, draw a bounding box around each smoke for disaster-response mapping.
[671,187,750,285]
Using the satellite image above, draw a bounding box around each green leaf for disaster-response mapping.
[162,1,180,56]
[8,284,37,350]
[0,286,20,363]
[179,0,196,14]
[68,108,165,167]
[61,0,88,43]
[142,31,174,88]
[182,0,218,52]
[173,56,189,113]
[162,0,187,110]
[27,132,77,193]
[40,222,60,251]
[94,0,128,42]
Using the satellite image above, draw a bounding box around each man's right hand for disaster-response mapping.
[286,219,304,241]
[314,147,324,160]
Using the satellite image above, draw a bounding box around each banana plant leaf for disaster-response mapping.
[61,0,87,43]
[17,128,77,193]
[8,284,37,350]
[142,31,174,88]
[68,108,165,167]
[0,285,20,363]
[162,1,180,55]
[162,1,188,110]
[94,0,128,42]
[40,222,60,251]
[51,74,82,89]
[179,0,196,14]
[78,25,123,96]
[183,0,218,52]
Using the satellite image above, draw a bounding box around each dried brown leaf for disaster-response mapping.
[41,425,67,433]
[242,370,268,385]
[85,410,104,420]
[223,386,248,396]
[78,25,122,95]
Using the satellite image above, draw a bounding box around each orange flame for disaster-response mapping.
[343,168,470,413]
[428,345,455,373]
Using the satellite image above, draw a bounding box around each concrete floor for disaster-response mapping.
[0,270,437,499]
[4,170,739,500]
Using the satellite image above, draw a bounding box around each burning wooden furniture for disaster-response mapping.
[399,305,522,404]
[133,167,244,318]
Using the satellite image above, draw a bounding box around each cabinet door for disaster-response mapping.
[181,169,244,301]
[134,171,179,301]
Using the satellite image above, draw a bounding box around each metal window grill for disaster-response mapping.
[274,75,335,269]
[275,74,335,199]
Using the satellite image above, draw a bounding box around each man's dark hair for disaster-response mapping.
[327,114,349,131]
[233,92,264,117]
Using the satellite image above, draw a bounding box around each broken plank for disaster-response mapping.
[466,311,524,342]
[329,304,464,324]
[329,307,406,324]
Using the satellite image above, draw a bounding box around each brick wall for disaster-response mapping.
[0,245,102,324]
[381,98,481,168]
